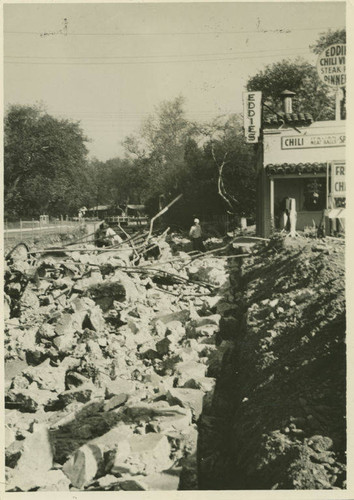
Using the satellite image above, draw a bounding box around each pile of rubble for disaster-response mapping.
[4,233,236,491]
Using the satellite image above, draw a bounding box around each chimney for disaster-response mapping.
[281,90,296,114]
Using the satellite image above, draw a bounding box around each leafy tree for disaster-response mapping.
[195,114,256,217]
[5,104,90,218]
[247,58,336,121]
[122,97,257,226]
[123,96,194,200]
[310,28,346,54]
[104,158,148,205]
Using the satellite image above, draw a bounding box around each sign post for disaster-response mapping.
[243,91,262,143]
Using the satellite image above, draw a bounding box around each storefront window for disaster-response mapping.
[303,179,326,211]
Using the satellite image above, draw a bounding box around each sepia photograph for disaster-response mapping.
[3,0,348,494]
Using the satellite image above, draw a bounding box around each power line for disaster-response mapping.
[4,46,310,60]
[4,25,344,37]
[4,50,310,65]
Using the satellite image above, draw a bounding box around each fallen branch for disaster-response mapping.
[146,194,183,243]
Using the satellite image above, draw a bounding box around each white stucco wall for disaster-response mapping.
[263,121,345,165]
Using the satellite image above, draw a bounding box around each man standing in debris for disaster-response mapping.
[189,218,205,252]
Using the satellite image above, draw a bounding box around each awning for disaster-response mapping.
[266,163,327,176]
[325,208,346,219]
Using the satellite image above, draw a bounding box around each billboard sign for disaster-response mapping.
[317,44,346,88]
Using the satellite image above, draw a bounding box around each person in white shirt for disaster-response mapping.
[189,218,205,252]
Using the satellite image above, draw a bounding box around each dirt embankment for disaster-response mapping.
[4,224,89,256]
[198,236,346,490]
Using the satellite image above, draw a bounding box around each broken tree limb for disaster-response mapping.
[116,222,140,261]
[211,144,236,215]
[146,194,183,242]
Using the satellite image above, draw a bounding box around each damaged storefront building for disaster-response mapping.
[256,91,345,237]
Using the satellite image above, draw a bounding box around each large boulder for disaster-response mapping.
[110,433,172,476]
[167,388,204,420]
[62,443,105,488]
[6,424,54,491]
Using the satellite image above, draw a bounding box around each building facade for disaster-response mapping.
[256,101,345,237]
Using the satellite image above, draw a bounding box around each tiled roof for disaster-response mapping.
[266,163,327,175]
[263,112,313,128]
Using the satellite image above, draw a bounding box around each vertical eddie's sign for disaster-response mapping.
[243,91,262,143]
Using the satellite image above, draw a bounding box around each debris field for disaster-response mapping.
[4,230,346,491]
[4,230,238,491]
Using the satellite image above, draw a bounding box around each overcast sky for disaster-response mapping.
[4,2,345,161]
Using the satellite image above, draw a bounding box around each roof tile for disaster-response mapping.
[266,163,327,175]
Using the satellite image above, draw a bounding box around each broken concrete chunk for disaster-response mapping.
[37,323,57,340]
[86,281,126,312]
[65,371,91,389]
[51,314,77,339]
[89,424,134,453]
[22,358,66,393]
[19,288,40,311]
[103,393,129,411]
[10,374,30,391]
[183,376,216,393]
[187,265,228,286]
[7,424,54,490]
[139,470,181,490]
[5,425,16,448]
[6,439,24,468]
[111,433,173,476]
[108,440,134,475]
[62,443,104,488]
[35,469,72,491]
[105,378,136,398]
[85,306,105,332]
[70,296,96,312]
[174,360,207,386]
[6,387,54,412]
[53,330,77,355]
[58,384,96,406]
[151,406,192,434]
[167,388,204,420]
[153,309,190,325]
[192,314,221,327]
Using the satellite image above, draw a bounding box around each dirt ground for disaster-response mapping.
[198,234,346,489]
